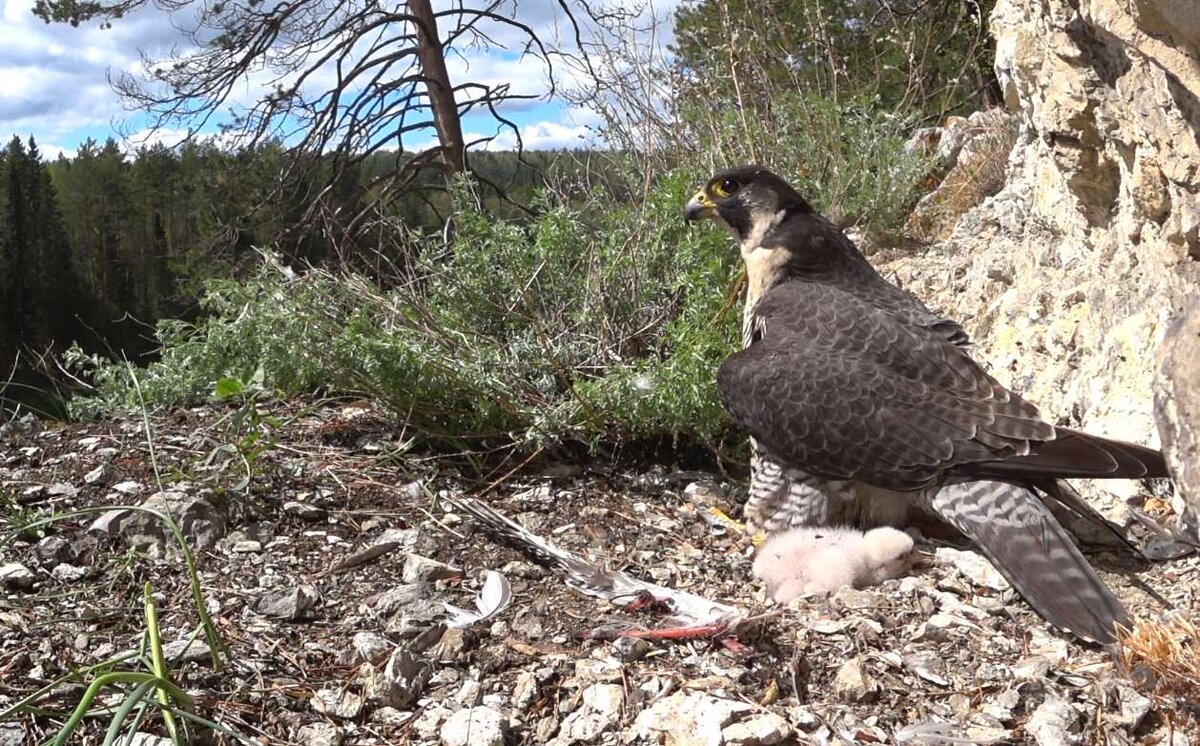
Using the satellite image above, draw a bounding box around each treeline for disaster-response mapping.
[0,136,606,410]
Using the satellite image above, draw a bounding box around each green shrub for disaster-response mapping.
[68,171,743,454]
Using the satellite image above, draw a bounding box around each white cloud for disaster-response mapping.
[0,0,680,156]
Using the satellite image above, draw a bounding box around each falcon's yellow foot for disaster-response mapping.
[705,507,767,546]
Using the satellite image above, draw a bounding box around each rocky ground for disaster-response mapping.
[0,400,1197,745]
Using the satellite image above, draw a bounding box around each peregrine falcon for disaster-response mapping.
[684,165,1167,644]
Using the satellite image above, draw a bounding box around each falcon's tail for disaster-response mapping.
[966,428,1167,481]
[931,479,1130,644]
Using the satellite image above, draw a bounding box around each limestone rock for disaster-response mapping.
[1156,304,1200,540]
[629,691,754,745]
[440,706,506,746]
[883,0,1200,521]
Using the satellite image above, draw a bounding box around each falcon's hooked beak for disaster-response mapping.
[683,190,717,222]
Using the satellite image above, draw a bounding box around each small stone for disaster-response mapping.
[46,483,78,497]
[0,723,24,746]
[373,582,429,616]
[1012,656,1051,680]
[789,706,820,730]
[1025,695,1081,746]
[684,481,727,505]
[312,688,363,720]
[362,649,430,708]
[84,463,115,486]
[352,631,393,663]
[413,705,451,741]
[833,657,878,703]
[1026,627,1069,664]
[403,554,461,583]
[723,712,792,746]
[455,678,483,707]
[90,509,130,536]
[51,564,88,582]
[283,501,325,520]
[1114,684,1151,730]
[631,691,753,745]
[399,481,424,501]
[0,563,35,590]
[295,722,342,746]
[936,548,1010,591]
[370,707,413,726]
[254,585,319,620]
[611,636,652,662]
[231,540,262,553]
[832,587,882,609]
[440,706,507,746]
[512,671,539,710]
[34,535,74,567]
[556,683,625,743]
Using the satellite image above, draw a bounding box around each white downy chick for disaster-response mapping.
[752,526,916,603]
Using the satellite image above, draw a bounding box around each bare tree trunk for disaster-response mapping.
[409,0,466,175]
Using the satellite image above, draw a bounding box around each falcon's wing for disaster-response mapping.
[722,282,1165,490]
[719,282,1052,491]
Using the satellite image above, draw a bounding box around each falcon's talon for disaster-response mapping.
[686,165,1172,645]
[705,506,746,533]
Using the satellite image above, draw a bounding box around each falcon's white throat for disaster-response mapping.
[739,207,789,347]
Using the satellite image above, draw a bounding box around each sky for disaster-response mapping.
[0,0,679,160]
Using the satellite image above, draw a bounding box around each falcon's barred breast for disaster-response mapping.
[684,165,1168,644]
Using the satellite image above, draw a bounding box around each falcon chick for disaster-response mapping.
[685,165,1167,644]
[753,526,917,602]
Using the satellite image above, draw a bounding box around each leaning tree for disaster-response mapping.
[34,0,594,241]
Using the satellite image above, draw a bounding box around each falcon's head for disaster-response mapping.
[683,165,812,247]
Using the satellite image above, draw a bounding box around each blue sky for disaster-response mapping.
[0,0,678,159]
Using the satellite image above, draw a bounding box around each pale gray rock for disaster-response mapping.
[254,585,319,620]
[722,712,793,746]
[512,670,539,711]
[295,722,342,746]
[83,463,114,486]
[0,724,23,746]
[629,691,754,745]
[884,0,1200,525]
[936,548,1010,592]
[1156,303,1200,541]
[440,706,507,746]
[34,535,74,567]
[553,682,625,744]
[833,656,878,703]
[91,489,231,549]
[283,500,325,520]
[50,564,87,582]
[352,631,393,664]
[112,480,144,495]
[402,553,461,583]
[0,563,34,590]
[362,649,429,709]
[413,705,452,741]
[1025,695,1082,746]
[311,688,363,720]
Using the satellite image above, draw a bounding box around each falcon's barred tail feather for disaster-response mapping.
[931,479,1131,644]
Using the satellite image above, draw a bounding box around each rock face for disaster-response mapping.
[1156,305,1200,536]
[885,0,1199,513]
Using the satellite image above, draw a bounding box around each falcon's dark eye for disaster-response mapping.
[711,177,740,198]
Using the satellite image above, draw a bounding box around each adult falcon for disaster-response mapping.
[684,165,1167,644]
